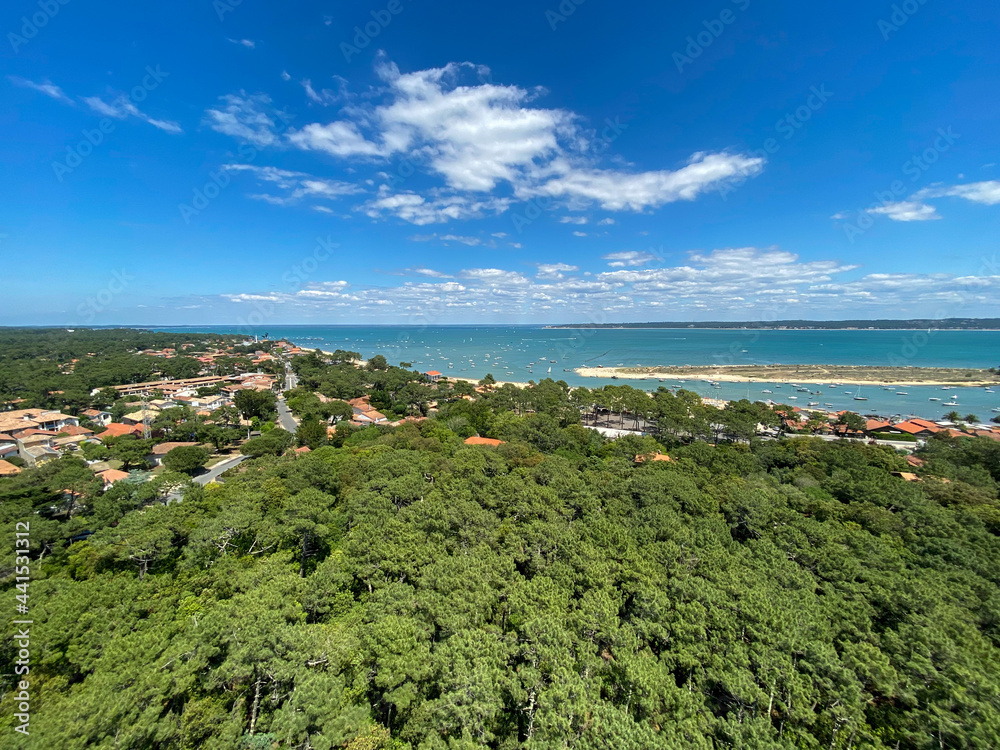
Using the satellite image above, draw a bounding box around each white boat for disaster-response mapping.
[943,401,958,406]
[761,389,772,394]
[896,391,908,395]
[929,398,940,401]
[853,386,868,401]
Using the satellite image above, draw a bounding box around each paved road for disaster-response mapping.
[276,397,299,434]
[195,454,248,485]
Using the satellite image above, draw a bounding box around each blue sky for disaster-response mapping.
[2,0,998,326]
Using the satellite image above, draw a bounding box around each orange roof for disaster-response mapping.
[464,436,505,446]
[294,446,311,454]
[636,452,672,463]
[909,418,939,429]
[97,469,130,484]
[426,371,442,376]
[99,423,143,440]
[894,421,939,435]
[0,459,22,476]
[865,420,892,431]
[58,425,94,437]
[906,455,925,467]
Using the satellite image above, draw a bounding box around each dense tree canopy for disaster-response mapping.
[2,405,999,747]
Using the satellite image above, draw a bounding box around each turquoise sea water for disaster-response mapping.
[157,325,1000,423]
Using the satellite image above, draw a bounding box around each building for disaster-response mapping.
[149,442,200,466]
[58,425,95,438]
[0,434,17,461]
[425,370,443,382]
[99,423,144,441]
[122,410,160,426]
[81,409,113,426]
[463,436,505,447]
[97,469,131,486]
[892,420,940,437]
[635,452,672,463]
[0,459,22,476]
[0,408,79,435]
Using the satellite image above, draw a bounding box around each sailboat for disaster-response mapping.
[853,385,868,401]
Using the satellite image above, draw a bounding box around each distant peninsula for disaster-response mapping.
[546,318,1000,330]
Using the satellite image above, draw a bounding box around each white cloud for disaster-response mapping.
[866,200,940,222]
[212,245,1000,321]
[603,251,659,268]
[82,95,182,134]
[559,216,589,224]
[300,77,349,107]
[228,38,256,48]
[287,120,384,157]
[914,180,1000,206]
[280,60,764,219]
[410,233,488,247]
[597,218,615,225]
[281,70,292,81]
[224,163,361,206]
[205,92,283,146]
[536,263,579,279]
[522,151,766,211]
[573,231,588,237]
[363,187,510,225]
[8,76,72,103]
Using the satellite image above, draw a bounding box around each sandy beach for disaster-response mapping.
[574,364,1000,387]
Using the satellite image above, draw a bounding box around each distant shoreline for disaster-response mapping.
[546,326,1000,332]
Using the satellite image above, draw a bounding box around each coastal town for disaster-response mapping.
[1,331,998,489]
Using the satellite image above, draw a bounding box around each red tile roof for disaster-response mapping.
[97,469,130,484]
[635,452,672,463]
[464,436,505,446]
[99,423,143,440]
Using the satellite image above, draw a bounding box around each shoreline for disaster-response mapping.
[574,365,999,388]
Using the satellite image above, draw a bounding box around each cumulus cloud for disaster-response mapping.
[914,180,1000,206]
[521,152,765,211]
[228,38,256,48]
[212,246,1000,321]
[603,251,659,268]
[278,60,764,220]
[866,200,940,222]
[536,263,579,279]
[363,187,511,225]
